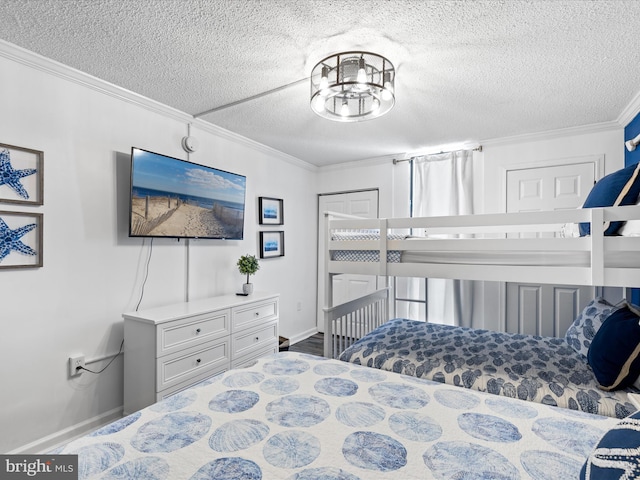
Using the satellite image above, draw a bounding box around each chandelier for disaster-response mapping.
[310,51,395,122]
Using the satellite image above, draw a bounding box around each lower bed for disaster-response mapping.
[56,352,618,479]
[339,318,636,419]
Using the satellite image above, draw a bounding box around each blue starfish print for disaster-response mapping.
[584,419,640,478]
[0,217,37,262]
[0,148,37,199]
[586,445,640,478]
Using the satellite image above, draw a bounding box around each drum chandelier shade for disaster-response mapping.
[310,51,395,122]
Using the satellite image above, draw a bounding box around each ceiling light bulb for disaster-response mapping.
[383,72,393,92]
[319,66,329,91]
[357,57,367,84]
[381,72,393,101]
[340,100,349,117]
[314,95,325,112]
[372,97,380,111]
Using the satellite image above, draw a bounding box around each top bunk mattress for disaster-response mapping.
[329,232,639,267]
[333,248,591,266]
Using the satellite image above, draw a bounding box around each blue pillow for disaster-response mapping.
[580,410,640,479]
[565,297,617,359]
[579,162,640,236]
[587,306,640,391]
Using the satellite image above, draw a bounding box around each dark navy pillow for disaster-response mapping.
[579,162,640,236]
[580,410,640,479]
[587,306,640,391]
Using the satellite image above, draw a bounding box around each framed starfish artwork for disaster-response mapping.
[0,142,44,206]
[0,211,43,269]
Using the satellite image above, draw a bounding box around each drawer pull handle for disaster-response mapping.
[196,358,201,364]
[254,312,260,316]
[195,328,201,334]
[255,337,259,341]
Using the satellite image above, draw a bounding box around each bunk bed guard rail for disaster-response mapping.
[324,206,640,288]
[323,288,389,359]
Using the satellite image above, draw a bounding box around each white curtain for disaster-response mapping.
[408,150,477,327]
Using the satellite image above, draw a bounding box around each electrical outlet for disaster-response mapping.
[69,355,85,377]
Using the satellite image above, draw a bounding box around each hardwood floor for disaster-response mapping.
[288,333,324,356]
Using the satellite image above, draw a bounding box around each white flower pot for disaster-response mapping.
[242,283,253,295]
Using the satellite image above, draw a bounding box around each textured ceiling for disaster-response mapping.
[1,0,640,166]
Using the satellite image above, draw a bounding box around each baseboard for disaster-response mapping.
[288,327,318,346]
[8,406,124,454]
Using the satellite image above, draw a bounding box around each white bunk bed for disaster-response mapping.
[323,205,640,353]
[321,205,640,418]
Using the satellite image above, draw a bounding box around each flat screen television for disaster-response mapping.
[129,147,246,239]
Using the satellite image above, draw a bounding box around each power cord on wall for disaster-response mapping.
[71,237,153,376]
[135,237,154,311]
[76,339,124,375]
[75,238,155,375]
[71,191,157,377]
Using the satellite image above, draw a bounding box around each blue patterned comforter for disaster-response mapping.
[339,318,637,419]
[57,352,617,479]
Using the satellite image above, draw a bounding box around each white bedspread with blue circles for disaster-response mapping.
[58,352,618,479]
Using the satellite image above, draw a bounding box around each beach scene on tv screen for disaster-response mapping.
[130,149,246,239]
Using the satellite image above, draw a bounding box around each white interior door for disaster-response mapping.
[504,159,598,335]
[317,190,379,332]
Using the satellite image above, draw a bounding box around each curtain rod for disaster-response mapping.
[392,145,483,164]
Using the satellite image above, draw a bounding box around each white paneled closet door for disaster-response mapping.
[504,158,599,336]
[317,190,379,333]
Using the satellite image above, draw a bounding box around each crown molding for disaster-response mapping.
[0,40,192,124]
[617,89,640,127]
[192,119,317,172]
[0,39,315,172]
[481,121,621,147]
[317,153,397,172]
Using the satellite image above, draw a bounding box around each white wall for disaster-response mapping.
[318,125,625,220]
[317,155,408,217]
[0,46,318,453]
[479,124,625,215]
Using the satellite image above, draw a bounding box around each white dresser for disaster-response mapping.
[123,292,279,414]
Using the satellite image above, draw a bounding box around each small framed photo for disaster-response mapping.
[0,211,43,269]
[259,197,283,225]
[0,143,44,206]
[260,231,284,258]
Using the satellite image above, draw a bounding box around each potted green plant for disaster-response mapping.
[237,254,260,295]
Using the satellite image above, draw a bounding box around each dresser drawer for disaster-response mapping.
[232,319,278,359]
[157,309,230,356]
[157,339,230,391]
[232,298,278,332]
[231,343,278,369]
[156,368,227,402]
